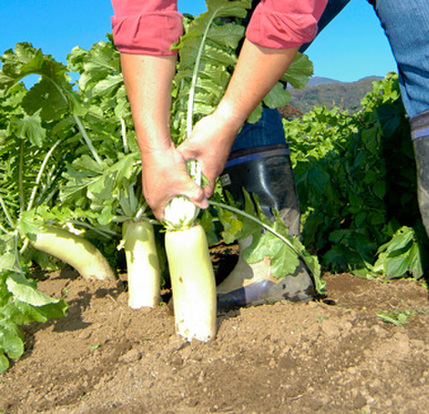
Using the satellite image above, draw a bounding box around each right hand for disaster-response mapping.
[140,144,208,221]
[178,109,243,199]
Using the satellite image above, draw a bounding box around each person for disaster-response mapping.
[110,0,429,310]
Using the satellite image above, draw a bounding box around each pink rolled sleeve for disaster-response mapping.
[111,0,183,55]
[246,0,328,49]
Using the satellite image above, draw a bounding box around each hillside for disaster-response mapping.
[288,76,383,113]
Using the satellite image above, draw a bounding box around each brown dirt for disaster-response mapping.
[1,254,429,414]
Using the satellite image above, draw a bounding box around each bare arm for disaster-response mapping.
[120,53,207,220]
[121,53,176,152]
[178,40,300,197]
[218,40,299,126]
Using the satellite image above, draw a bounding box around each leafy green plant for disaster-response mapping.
[373,226,426,280]
[0,42,117,279]
[210,190,323,293]
[0,271,67,373]
[285,72,428,279]
[0,42,122,372]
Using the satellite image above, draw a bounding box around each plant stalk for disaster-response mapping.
[0,193,15,228]
[209,201,298,254]
[26,140,61,212]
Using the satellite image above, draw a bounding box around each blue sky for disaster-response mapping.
[0,0,396,83]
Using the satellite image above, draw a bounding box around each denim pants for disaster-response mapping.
[231,0,429,152]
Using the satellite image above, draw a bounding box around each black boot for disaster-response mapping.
[220,144,300,234]
[411,109,429,237]
[216,144,316,312]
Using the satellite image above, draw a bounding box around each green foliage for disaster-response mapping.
[170,0,251,142]
[285,72,428,279]
[0,40,128,372]
[374,226,426,280]
[0,271,67,374]
[170,0,313,141]
[210,190,324,294]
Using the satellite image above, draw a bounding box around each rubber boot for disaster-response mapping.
[217,144,316,312]
[220,144,300,235]
[411,109,429,238]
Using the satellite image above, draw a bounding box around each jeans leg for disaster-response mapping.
[371,0,429,118]
[230,108,285,152]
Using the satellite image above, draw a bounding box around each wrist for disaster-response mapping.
[139,140,174,160]
[214,100,247,132]
[134,122,174,156]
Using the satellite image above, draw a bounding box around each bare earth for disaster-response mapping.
[1,255,428,413]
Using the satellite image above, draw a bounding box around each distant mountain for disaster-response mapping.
[288,76,383,114]
[306,76,341,87]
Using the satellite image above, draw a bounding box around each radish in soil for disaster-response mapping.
[122,220,161,308]
[31,225,116,281]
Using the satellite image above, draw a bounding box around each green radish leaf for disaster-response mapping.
[0,352,9,374]
[64,89,88,117]
[6,273,61,306]
[16,298,68,321]
[0,42,70,93]
[245,225,300,276]
[247,103,263,124]
[17,210,43,237]
[263,83,292,109]
[383,227,414,253]
[88,174,115,201]
[408,243,424,280]
[93,74,123,98]
[280,52,314,89]
[98,206,115,226]
[204,23,246,49]
[22,78,68,121]
[170,0,251,143]
[385,253,411,279]
[68,41,120,92]
[8,111,46,147]
[0,253,19,273]
[0,317,25,358]
[217,207,244,245]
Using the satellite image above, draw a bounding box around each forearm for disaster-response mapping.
[120,53,176,155]
[215,39,299,130]
[120,53,207,218]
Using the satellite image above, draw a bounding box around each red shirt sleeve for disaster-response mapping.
[111,0,183,55]
[246,0,328,49]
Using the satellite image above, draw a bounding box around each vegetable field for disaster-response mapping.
[0,0,429,411]
[0,0,321,372]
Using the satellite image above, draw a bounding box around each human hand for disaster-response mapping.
[140,144,208,221]
[178,110,242,198]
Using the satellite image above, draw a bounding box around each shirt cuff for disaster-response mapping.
[246,2,322,49]
[111,11,183,55]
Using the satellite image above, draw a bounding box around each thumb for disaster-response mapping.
[176,141,198,162]
[182,179,209,210]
